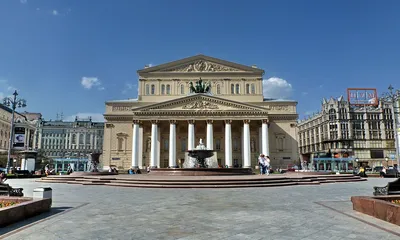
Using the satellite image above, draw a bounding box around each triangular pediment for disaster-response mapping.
[137,55,264,74]
[133,94,267,112]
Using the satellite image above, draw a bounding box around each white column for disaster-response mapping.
[225,120,232,167]
[243,120,251,168]
[150,121,158,168]
[131,121,140,168]
[262,119,270,156]
[94,135,98,150]
[188,120,195,150]
[90,133,94,149]
[138,126,143,168]
[206,120,213,150]
[76,134,80,150]
[169,120,177,167]
[69,133,72,149]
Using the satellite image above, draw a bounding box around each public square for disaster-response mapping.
[1,178,400,240]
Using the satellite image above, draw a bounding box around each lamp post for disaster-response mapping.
[2,90,27,173]
[385,157,389,167]
[381,85,400,168]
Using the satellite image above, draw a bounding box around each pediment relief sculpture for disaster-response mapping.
[163,60,242,73]
[182,100,219,110]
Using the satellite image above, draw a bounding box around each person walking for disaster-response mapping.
[258,154,267,175]
[265,156,271,176]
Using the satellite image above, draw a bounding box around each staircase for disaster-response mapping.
[37,174,366,189]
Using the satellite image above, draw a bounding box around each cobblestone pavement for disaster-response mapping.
[1,178,400,240]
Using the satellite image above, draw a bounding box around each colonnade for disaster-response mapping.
[131,119,270,168]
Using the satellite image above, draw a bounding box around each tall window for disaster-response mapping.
[166,84,171,95]
[181,139,187,152]
[251,84,255,94]
[217,84,221,94]
[180,84,185,94]
[216,139,221,150]
[231,84,235,94]
[246,84,250,94]
[164,139,169,151]
[117,138,123,151]
[72,134,76,144]
[161,84,165,95]
[151,84,155,94]
[145,84,150,95]
[235,84,240,94]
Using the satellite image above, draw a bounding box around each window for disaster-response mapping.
[246,84,250,94]
[151,84,155,95]
[181,139,187,152]
[72,134,76,144]
[145,84,149,95]
[233,138,239,151]
[164,139,169,151]
[217,84,221,94]
[180,84,185,94]
[251,84,255,94]
[79,134,84,144]
[161,84,165,95]
[216,139,221,150]
[235,84,240,94]
[231,84,234,94]
[166,84,171,95]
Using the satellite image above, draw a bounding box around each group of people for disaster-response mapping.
[258,154,271,175]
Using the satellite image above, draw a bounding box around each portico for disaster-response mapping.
[102,55,298,170]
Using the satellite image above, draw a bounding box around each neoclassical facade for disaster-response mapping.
[102,55,298,170]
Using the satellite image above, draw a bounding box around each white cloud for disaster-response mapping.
[262,77,293,99]
[81,77,104,90]
[52,10,59,16]
[0,79,17,99]
[64,113,104,122]
[301,92,308,96]
[20,0,27,4]
[122,83,137,94]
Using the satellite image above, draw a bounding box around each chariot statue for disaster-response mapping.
[189,78,211,94]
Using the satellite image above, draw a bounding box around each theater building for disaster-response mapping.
[102,55,298,170]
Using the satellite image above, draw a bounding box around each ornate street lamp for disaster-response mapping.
[380,85,400,168]
[385,157,389,167]
[2,90,27,173]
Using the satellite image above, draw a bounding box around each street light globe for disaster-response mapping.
[355,158,359,162]
[385,157,389,161]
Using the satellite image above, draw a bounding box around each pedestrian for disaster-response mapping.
[258,154,266,175]
[265,156,271,176]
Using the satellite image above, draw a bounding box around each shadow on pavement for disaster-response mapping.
[0,207,72,237]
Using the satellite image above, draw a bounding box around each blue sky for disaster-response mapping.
[1,0,400,121]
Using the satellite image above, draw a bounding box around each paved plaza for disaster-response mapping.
[1,178,400,240]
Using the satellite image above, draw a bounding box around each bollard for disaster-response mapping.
[33,187,53,199]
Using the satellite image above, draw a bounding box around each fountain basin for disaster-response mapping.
[149,168,254,176]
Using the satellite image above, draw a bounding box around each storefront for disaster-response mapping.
[313,157,355,172]
[52,158,89,173]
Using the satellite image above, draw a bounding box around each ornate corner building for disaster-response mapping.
[103,55,299,170]
[298,96,397,170]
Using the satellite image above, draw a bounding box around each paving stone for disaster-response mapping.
[1,178,400,240]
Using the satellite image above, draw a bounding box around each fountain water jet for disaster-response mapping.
[184,139,217,168]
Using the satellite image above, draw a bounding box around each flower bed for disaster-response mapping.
[0,199,22,208]
[0,197,51,227]
[351,196,400,226]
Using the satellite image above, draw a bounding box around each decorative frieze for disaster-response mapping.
[112,106,131,112]
[183,100,219,110]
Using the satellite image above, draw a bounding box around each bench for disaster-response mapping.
[373,178,400,196]
[14,170,33,176]
[0,183,24,197]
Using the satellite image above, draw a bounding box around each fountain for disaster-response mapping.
[150,139,253,176]
[70,152,117,176]
[184,139,216,168]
